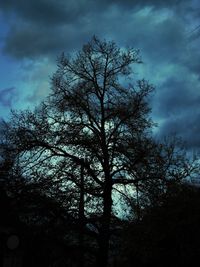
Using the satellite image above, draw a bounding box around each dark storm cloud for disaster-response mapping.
[3,21,96,59]
[1,0,200,149]
[0,87,17,107]
[90,0,190,10]
[4,24,68,59]
[0,0,95,58]
[0,0,82,25]
[188,30,200,50]
[0,0,194,59]
[159,112,200,149]
[155,78,200,117]
[153,68,200,148]
[108,9,186,62]
[0,0,187,18]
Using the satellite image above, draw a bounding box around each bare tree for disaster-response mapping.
[1,37,198,267]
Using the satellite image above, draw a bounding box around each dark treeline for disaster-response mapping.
[0,37,200,267]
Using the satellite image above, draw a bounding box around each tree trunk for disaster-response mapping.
[78,165,85,267]
[96,179,112,267]
[97,100,113,267]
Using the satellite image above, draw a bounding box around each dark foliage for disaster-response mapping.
[116,183,200,267]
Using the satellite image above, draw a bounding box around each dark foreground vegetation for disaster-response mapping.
[0,37,200,266]
[1,163,200,267]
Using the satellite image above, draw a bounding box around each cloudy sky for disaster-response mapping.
[0,0,200,149]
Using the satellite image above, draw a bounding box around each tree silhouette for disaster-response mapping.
[1,37,199,267]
